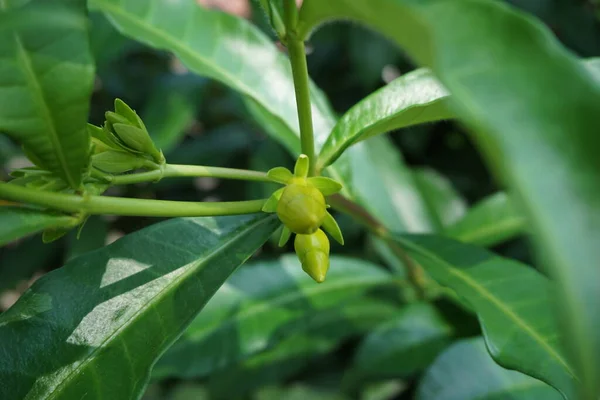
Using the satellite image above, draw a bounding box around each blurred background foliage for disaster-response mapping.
[1,0,598,398]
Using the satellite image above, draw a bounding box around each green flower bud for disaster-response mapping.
[92,151,149,174]
[277,182,326,234]
[294,229,330,283]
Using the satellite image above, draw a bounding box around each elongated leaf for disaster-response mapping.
[348,303,455,385]
[317,68,452,169]
[412,168,467,230]
[0,0,94,188]
[416,338,562,400]
[299,2,600,398]
[153,255,399,379]
[89,0,337,155]
[0,206,77,246]
[395,234,575,398]
[446,192,525,247]
[208,297,399,398]
[0,213,279,400]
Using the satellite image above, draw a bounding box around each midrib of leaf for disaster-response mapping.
[44,215,275,400]
[181,270,392,343]
[398,238,577,380]
[92,0,298,140]
[12,33,77,188]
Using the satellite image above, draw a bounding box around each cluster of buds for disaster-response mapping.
[262,154,344,283]
[88,99,165,174]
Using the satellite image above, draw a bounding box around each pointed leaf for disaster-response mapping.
[299,2,600,397]
[262,187,285,213]
[416,338,562,400]
[395,234,576,399]
[322,211,344,245]
[446,192,525,247]
[308,176,343,196]
[0,0,94,188]
[318,68,452,169]
[153,255,399,380]
[278,225,291,246]
[294,154,309,178]
[0,207,77,246]
[267,166,293,184]
[0,213,279,400]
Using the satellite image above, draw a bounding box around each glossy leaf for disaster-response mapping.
[299,2,600,397]
[0,206,77,246]
[395,234,576,399]
[416,338,562,400]
[0,0,94,188]
[317,68,452,169]
[153,255,399,379]
[0,213,279,400]
[89,0,337,155]
[348,303,455,384]
[446,192,525,247]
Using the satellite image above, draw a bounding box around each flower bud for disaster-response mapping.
[294,229,330,283]
[277,183,326,234]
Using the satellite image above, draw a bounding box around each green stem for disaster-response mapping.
[103,164,270,185]
[284,1,316,176]
[0,182,267,217]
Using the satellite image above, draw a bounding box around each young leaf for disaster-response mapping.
[0,213,279,400]
[445,192,525,247]
[152,255,399,380]
[395,234,576,399]
[317,69,452,169]
[0,207,78,246]
[298,3,600,397]
[416,338,562,400]
[0,0,95,188]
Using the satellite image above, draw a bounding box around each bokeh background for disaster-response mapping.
[1,0,599,398]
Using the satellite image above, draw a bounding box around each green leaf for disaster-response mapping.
[445,192,525,247]
[0,206,77,246]
[89,0,337,154]
[299,3,600,397]
[416,338,562,400]
[0,213,279,399]
[317,68,452,169]
[395,234,576,399]
[348,303,455,385]
[336,136,436,233]
[153,255,399,380]
[412,167,467,230]
[0,0,94,188]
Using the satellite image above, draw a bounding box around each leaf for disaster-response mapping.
[395,234,576,398]
[299,2,600,398]
[317,68,452,169]
[335,136,436,233]
[0,206,77,246]
[412,167,467,230]
[0,0,94,188]
[445,192,525,247]
[153,255,399,380]
[416,338,562,400]
[89,0,337,154]
[347,303,455,386]
[0,213,279,400]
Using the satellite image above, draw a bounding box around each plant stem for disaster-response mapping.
[0,182,267,217]
[106,164,270,185]
[284,1,316,176]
